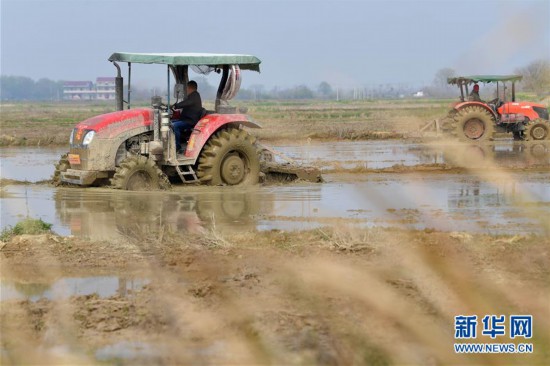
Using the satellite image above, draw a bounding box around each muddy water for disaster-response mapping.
[1,141,548,182]
[1,172,548,237]
[0,147,66,182]
[274,140,550,169]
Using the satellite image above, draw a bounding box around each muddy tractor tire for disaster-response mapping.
[452,106,495,142]
[440,110,457,133]
[196,128,260,186]
[111,155,171,190]
[52,153,70,186]
[525,119,550,141]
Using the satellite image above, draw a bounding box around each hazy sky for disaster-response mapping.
[1,0,549,88]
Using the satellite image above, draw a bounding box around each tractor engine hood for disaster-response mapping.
[499,102,549,120]
[73,108,153,139]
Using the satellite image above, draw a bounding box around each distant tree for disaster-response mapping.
[0,76,35,100]
[293,85,314,99]
[515,59,550,96]
[0,76,64,100]
[433,68,456,88]
[422,67,457,98]
[427,68,457,98]
[317,81,333,98]
[33,78,63,100]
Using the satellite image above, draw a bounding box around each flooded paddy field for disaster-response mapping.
[1,140,549,365]
[2,171,549,238]
[1,140,549,182]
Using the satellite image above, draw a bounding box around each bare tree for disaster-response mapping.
[515,59,550,96]
[425,68,456,98]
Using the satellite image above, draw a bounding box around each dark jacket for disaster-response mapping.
[174,91,202,123]
[468,91,482,102]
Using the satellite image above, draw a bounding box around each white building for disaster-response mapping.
[95,77,116,100]
[63,81,95,100]
[63,77,116,100]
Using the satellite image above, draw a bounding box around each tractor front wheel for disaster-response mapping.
[525,119,550,140]
[453,106,495,142]
[197,128,260,186]
[52,153,70,186]
[111,155,171,190]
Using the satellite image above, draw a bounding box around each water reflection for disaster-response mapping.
[1,170,548,237]
[0,276,148,302]
[53,188,269,240]
[441,141,549,169]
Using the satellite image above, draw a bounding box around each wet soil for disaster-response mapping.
[1,228,549,365]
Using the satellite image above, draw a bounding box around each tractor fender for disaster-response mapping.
[184,114,261,160]
[453,101,497,121]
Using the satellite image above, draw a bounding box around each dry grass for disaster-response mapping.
[0,99,452,146]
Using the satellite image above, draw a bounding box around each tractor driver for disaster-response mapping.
[171,80,202,154]
[468,84,482,102]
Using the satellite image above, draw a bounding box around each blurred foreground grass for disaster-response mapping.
[1,224,548,365]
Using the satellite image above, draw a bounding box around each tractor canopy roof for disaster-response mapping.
[447,75,522,85]
[108,52,261,72]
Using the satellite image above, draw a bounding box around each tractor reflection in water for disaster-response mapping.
[54,188,269,240]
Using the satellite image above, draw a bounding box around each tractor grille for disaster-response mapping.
[533,106,549,121]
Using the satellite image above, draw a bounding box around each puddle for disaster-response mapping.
[0,276,148,302]
[95,341,160,362]
[1,141,548,183]
[273,140,550,170]
[1,173,548,236]
[0,147,66,182]
[94,339,225,363]
[274,140,444,169]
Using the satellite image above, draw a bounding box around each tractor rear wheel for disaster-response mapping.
[196,128,260,186]
[453,106,495,142]
[440,110,457,133]
[111,155,171,190]
[52,153,70,186]
[525,119,549,140]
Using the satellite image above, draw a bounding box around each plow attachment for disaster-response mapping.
[257,143,323,183]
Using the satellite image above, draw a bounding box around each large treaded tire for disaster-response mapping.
[111,155,171,190]
[440,110,457,133]
[451,106,495,142]
[52,153,70,186]
[525,119,550,141]
[196,128,260,186]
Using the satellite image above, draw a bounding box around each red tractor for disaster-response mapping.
[444,75,549,142]
[54,52,320,189]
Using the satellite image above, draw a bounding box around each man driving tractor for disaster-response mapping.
[468,84,482,102]
[171,80,203,154]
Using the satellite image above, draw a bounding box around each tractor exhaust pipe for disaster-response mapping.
[112,61,124,111]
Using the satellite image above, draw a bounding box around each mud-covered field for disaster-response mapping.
[1,100,550,364]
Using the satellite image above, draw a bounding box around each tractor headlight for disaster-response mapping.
[82,131,95,146]
[69,129,75,144]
